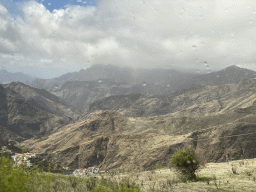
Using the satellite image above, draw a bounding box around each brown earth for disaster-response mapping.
[13,75,256,172]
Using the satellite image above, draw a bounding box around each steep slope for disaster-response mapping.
[34,65,256,114]
[0,84,73,142]
[4,82,81,120]
[18,78,256,171]
[18,109,256,171]
[192,65,256,86]
[27,64,195,94]
[87,77,256,118]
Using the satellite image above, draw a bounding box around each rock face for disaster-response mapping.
[0,83,76,143]
[18,78,256,171]
[14,66,256,172]
[4,82,81,120]
[27,65,256,115]
[0,84,8,127]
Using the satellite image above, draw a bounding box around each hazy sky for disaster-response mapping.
[1,0,256,79]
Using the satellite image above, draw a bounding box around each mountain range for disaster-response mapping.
[24,65,256,114]
[0,69,36,84]
[2,64,256,172]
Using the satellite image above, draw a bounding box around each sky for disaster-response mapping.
[1,0,256,79]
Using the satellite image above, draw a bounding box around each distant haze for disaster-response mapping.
[1,0,256,78]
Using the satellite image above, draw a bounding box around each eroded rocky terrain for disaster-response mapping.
[17,76,256,172]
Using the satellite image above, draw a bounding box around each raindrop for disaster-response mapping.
[231,34,234,37]
[167,84,170,87]
[249,20,253,24]
[196,70,200,74]
[143,83,147,86]
[247,4,251,8]
[98,80,102,83]
[192,45,197,48]
[216,75,220,78]
[195,59,199,64]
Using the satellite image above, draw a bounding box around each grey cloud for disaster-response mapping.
[1,0,256,74]
[0,4,20,54]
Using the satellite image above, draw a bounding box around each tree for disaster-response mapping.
[171,147,200,181]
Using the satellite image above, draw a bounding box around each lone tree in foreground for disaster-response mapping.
[171,147,200,181]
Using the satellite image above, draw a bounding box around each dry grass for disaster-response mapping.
[98,158,256,192]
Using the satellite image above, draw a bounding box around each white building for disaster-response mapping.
[11,153,36,168]
[73,167,101,176]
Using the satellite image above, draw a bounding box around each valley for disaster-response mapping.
[1,65,256,175]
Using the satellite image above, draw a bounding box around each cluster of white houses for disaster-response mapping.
[11,152,36,167]
[73,167,105,176]
[1,146,36,167]
[2,146,107,176]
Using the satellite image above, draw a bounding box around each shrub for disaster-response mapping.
[232,165,237,174]
[0,149,53,192]
[171,147,200,181]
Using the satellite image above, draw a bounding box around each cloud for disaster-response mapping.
[1,0,256,77]
[0,4,20,54]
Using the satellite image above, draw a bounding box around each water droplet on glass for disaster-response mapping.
[98,80,102,83]
[249,20,253,24]
[231,34,234,37]
[167,84,170,87]
[216,75,220,78]
[192,45,197,48]
[195,59,199,64]
[143,83,147,86]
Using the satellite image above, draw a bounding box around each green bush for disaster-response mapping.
[171,147,200,181]
[0,149,53,192]
[0,148,141,192]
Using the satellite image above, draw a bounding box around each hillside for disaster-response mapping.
[0,84,74,143]
[35,65,256,114]
[18,78,256,171]
[4,82,81,120]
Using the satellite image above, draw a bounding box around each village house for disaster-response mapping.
[1,146,11,153]
[11,152,36,168]
[73,167,103,176]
